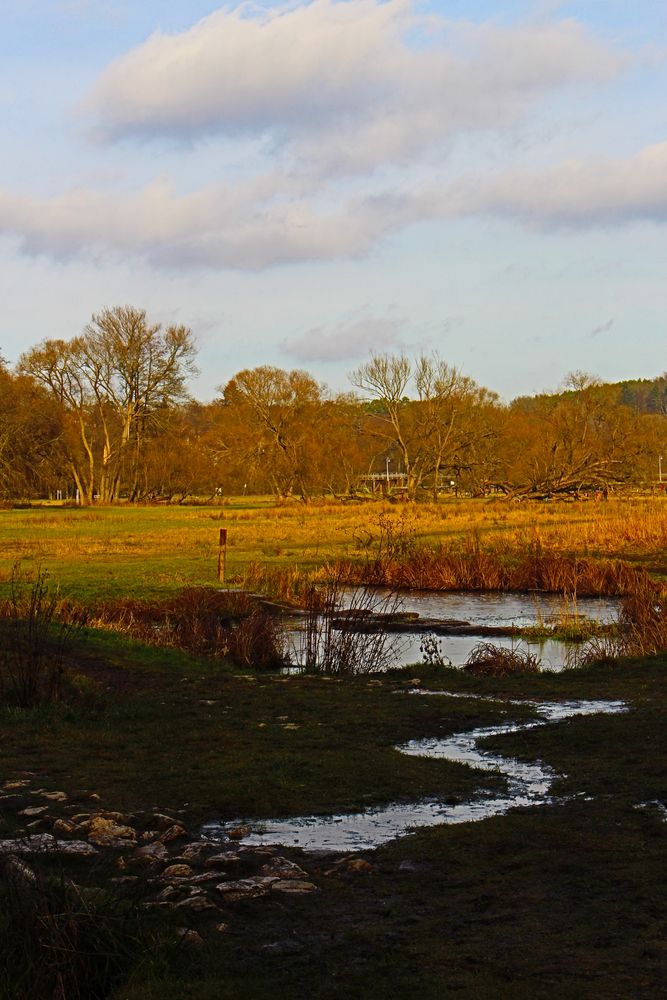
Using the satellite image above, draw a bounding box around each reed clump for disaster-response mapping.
[463,642,541,677]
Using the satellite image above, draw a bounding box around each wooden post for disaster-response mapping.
[217,528,228,583]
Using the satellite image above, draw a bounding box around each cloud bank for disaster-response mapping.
[2,1,661,271]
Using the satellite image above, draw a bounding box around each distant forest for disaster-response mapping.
[2,306,665,503]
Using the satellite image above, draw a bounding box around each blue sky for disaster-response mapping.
[1,0,665,400]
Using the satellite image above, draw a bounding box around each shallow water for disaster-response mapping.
[288,589,619,672]
[201,695,627,852]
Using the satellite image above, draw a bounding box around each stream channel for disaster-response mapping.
[202,693,627,852]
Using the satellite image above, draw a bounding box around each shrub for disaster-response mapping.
[463,641,541,677]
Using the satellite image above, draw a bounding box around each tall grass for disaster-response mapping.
[0,854,152,1000]
[0,566,86,707]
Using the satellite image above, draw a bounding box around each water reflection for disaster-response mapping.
[202,695,627,852]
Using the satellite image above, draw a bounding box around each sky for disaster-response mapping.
[1,0,665,402]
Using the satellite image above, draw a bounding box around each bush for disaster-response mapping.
[463,641,541,677]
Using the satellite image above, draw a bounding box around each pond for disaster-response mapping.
[201,693,627,852]
[285,589,619,672]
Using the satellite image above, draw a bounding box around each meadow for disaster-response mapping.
[1,493,666,602]
[1,495,666,998]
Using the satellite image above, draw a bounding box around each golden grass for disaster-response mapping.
[0,495,665,600]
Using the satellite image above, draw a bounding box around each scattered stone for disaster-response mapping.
[204,852,242,869]
[282,723,300,730]
[3,780,30,791]
[215,876,278,901]
[189,872,224,885]
[228,825,251,841]
[18,806,48,818]
[270,880,318,895]
[88,816,137,846]
[25,818,48,831]
[179,842,210,862]
[41,791,68,802]
[175,895,218,913]
[155,885,181,902]
[176,928,204,948]
[259,856,309,881]
[159,824,188,844]
[152,813,179,830]
[162,863,193,880]
[140,830,159,843]
[0,834,97,857]
[111,875,140,886]
[53,818,80,837]
[215,922,232,934]
[134,842,169,863]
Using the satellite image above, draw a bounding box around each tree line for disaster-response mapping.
[1,306,664,503]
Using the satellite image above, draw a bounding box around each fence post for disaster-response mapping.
[218,528,228,583]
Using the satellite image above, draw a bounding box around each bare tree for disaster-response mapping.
[19,306,197,503]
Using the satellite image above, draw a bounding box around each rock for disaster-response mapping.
[227,825,252,841]
[159,824,188,844]
[215,876,278,901]
[87,817,137,846]
[152,813,179,830]
[155,885,181,902]
[179,842,210,863]
[204,852,242,869]
[3,780,30,791]
[41,791,68,802]
[175,895,218,913]
[259,856,309,881]
[346,859,373,873]
[270,880,318,895]
[176,928,204,948]
[134,842,169,862]
[140,830,159,843]
[215,922,232,934]
[161,864,194,880]
[19,806,49,818]
[188,872,223,885]
[52,818,80,837]
[0,834,97,857]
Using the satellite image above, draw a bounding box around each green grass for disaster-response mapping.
[1,625,665,998]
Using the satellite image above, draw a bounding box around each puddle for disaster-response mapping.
[202,695,627,853]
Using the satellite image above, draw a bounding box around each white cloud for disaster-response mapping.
[83,0,623,175]
[445,140,667,227]
[1,142,666,269]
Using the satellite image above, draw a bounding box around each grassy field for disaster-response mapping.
[0,497,666,997]
[1,494,666,602]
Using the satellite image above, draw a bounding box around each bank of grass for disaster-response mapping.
[1,627,665,998]
[0,494,666,602]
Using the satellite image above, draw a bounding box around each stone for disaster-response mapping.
[189,872,223,885]
[215,876,278,901]
[227,825,251,840]
[152,813,179,830]
[175,895,218,913]
[134,842,169,862]
[0,834,97,857]
[176,928,204,948]
[87,817,137,846]
[215,922,232,934]
[204,852,241,869]
[155,885,181,902]
[41,791,68,802]
[158,824,188,844]
[178,842,210,862]
[270,880,318,895]
[161,863,193,880]
[140,830,159,843]
[259,856,309,881]
[3,780,30,791]
[52,818,80,837]
[18,806,48,818]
